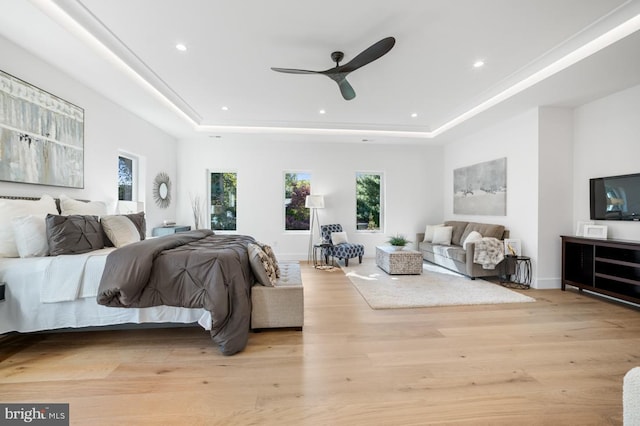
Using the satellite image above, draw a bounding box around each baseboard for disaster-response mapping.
[534,277,561,289]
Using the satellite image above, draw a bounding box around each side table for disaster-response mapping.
[151,225,191,237]
[500,255,531,289]
[313,243,334,270]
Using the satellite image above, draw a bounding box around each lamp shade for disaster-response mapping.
[305,195,325,209]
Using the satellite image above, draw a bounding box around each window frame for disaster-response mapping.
[208,170,238,232]
[355,171,384,233]
[118,152,139,202]
[283,171,312,232]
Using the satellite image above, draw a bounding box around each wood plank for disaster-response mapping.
[0,263,637,424]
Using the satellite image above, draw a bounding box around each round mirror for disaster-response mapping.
[159,182,168,199]
[153,172,171,208]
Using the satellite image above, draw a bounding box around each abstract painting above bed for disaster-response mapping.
[98,230,256,356]
[0,70,84,188]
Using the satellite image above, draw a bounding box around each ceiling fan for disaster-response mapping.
[271,36,396,101]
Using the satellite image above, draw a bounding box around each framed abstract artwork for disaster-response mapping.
[453,157,507,215]
[0,70,84,188]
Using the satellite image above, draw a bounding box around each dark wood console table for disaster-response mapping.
[561,235,640,304]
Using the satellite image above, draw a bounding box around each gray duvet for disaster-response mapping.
[97,230,256,355]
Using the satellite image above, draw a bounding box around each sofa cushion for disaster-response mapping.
[443,221,469,246]
[418,241,436,254]
[460,223,505,244]
[433,245,466,263]
[432,226,453,245]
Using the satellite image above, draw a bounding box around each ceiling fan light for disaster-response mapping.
[175,43,187,51]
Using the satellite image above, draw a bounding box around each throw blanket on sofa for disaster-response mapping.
[97,230,256,355]
[473,237,505,269]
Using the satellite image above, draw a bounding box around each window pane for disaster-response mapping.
[118,156,133,201]
[284,172,311,230]
[356,172,382,231]
[210,172,237,231]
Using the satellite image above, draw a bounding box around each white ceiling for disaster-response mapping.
[1,0,640,144]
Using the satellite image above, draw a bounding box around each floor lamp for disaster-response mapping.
[305,194,325,263]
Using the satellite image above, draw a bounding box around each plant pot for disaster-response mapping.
[390,245,405,251]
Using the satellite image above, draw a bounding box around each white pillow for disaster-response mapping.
[431,226,453,245]
[462,230,483,250]
[101,215,141,247]
[59,194,108,216]
[12,214,49,257]
[0,195,58,257]
[332,231,349,244]
[423,224,444,242]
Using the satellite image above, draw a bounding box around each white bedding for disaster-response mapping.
[0,250,209,334]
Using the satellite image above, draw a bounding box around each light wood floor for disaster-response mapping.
[1,263,639,425]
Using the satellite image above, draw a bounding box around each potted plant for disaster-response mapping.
[387,234,411,251]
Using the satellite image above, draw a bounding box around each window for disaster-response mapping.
[356,172,383,231]
[118,155,136,201]
[284,172,311,230]
[210,172,237,231]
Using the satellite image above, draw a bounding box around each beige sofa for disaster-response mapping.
[416,221,508,279]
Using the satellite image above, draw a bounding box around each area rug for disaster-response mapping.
[343,260,535,309]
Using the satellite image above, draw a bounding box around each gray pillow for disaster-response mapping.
[46,214,104,256]
[248,243,277,286]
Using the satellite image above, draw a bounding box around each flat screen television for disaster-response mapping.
[590,172,640,221]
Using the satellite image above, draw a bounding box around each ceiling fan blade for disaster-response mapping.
[336,78,356,101]
[339,36,396,73]
[271,67,320,75]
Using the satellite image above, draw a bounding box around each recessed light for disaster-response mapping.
[410,113,418,118]
[221,106,229,111]
[319,109,326,114]
[473,60,485,68]
[176,43,187,52]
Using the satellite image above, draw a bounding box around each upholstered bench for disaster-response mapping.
[251,262,303,330]
[624,367,640,425]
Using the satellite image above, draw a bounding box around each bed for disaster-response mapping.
[0,248,208,333]
[0,195,275,356]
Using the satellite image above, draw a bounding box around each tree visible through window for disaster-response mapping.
[118,155,133,201]
[284,172,311,230]
[356,172,382,231]
[210,172,237,231]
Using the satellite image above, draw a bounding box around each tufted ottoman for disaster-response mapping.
[251,262,304,330]
[624,367,640,425]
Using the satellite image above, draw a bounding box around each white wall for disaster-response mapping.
[573,84,640,240]
[0,35,178,234]
[176,138,443,259]
[537,107,573,288]
[443,109,543,286]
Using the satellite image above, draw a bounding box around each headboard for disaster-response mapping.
[0,195,90,214]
